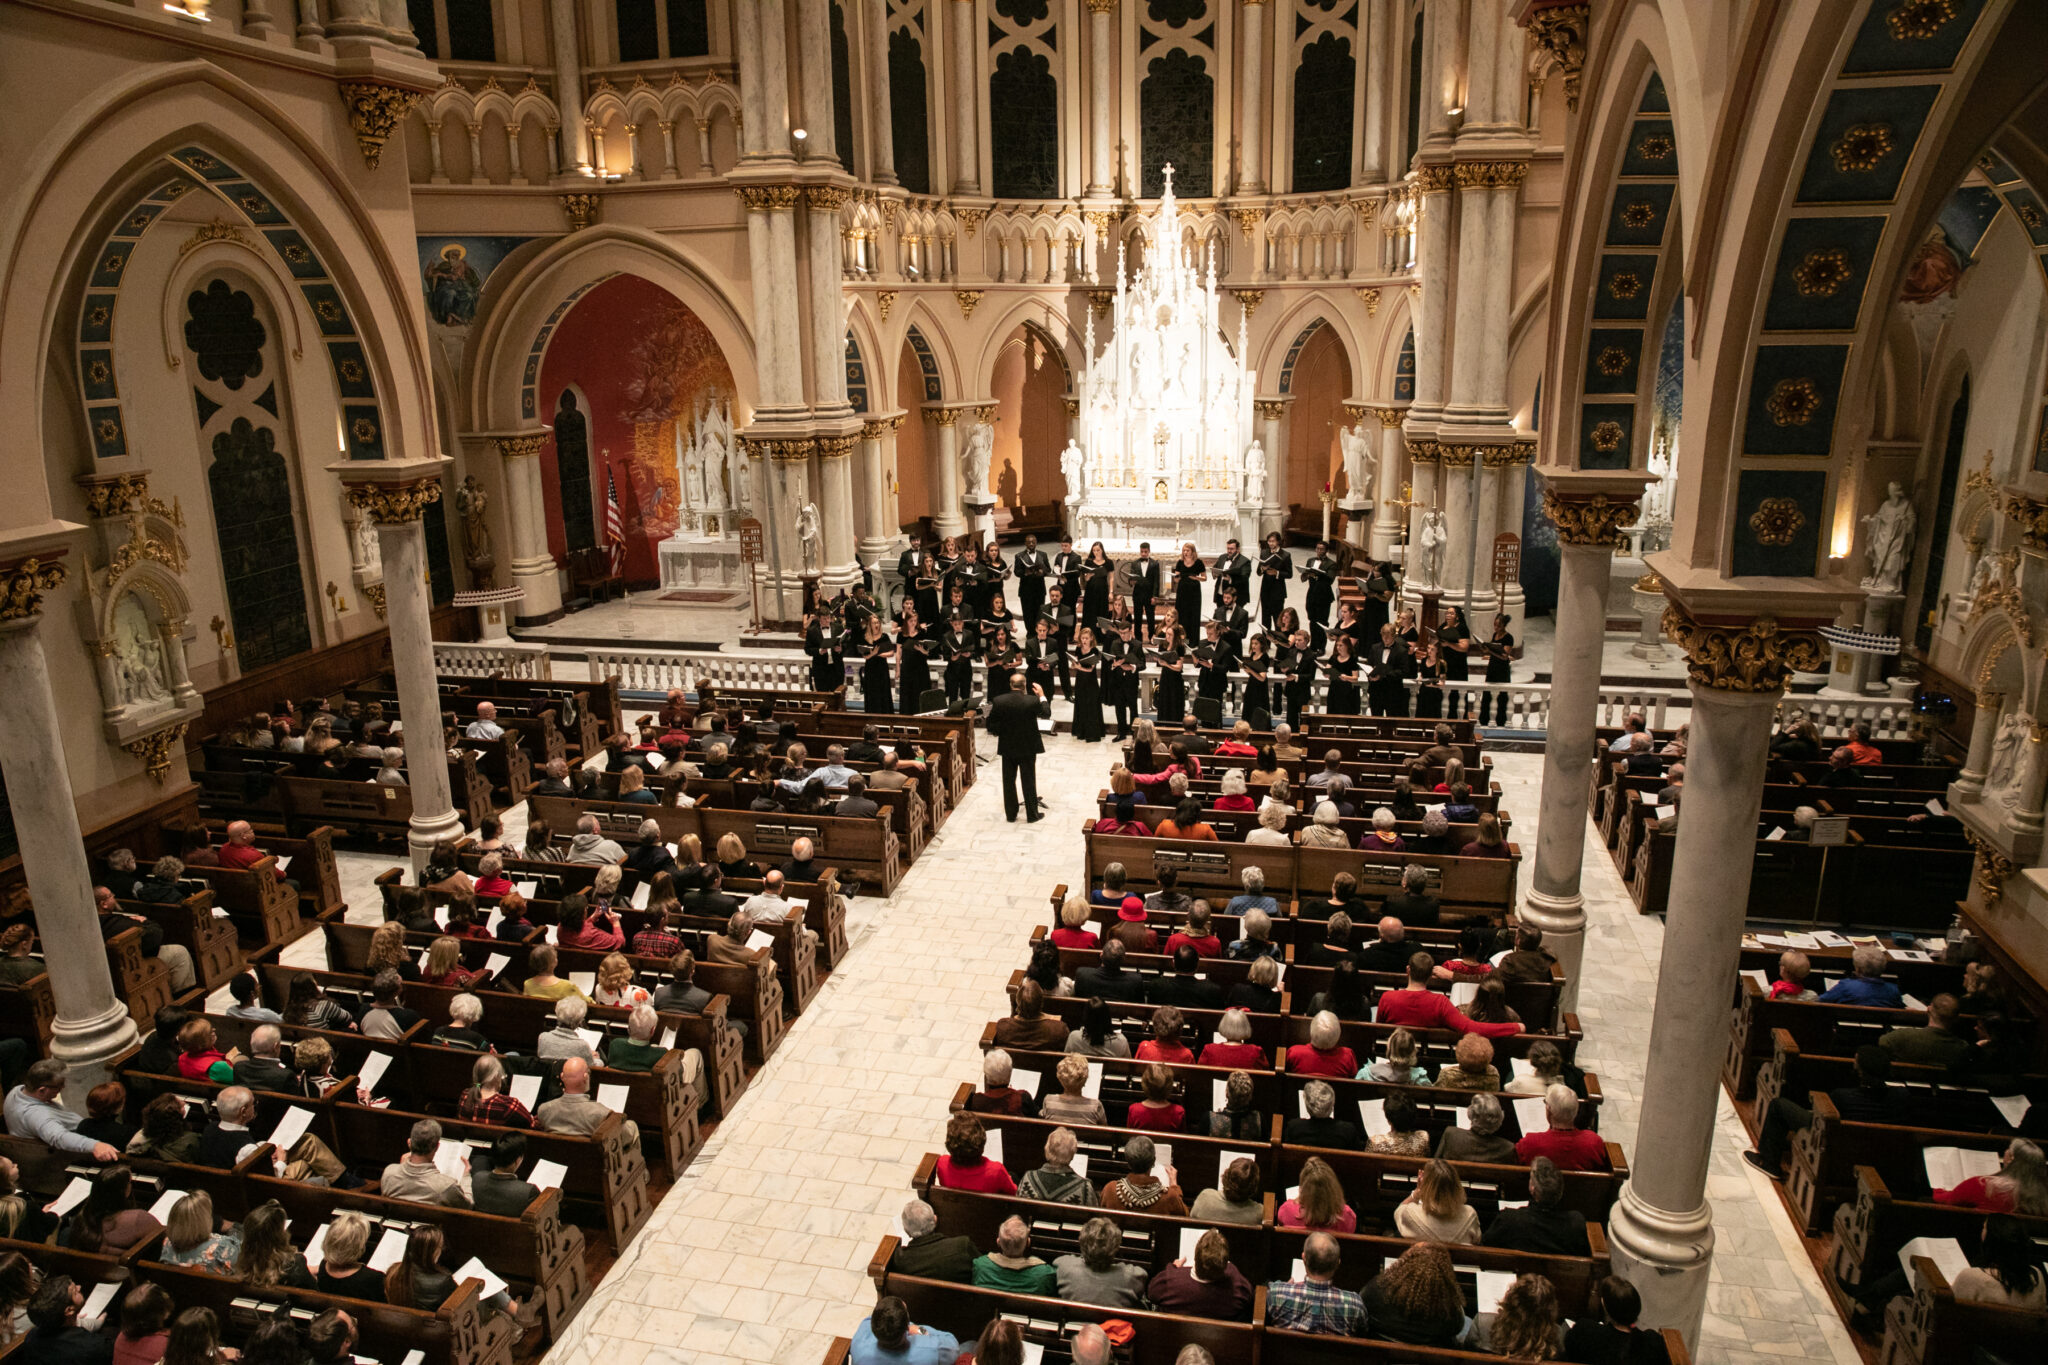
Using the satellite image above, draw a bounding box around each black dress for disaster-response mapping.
[1257,551,1291,631]
[1071,648,1107,742]
[1153,643,1186,723]
[898,625,935,713]
[1480,631,1515,725]
[1326,652,1362,715]
[1082,559,1114,625]
[860,632,895,714]
[1240,651,1274,724]
[1172,559,1206,632]
[1416,658,1446,719]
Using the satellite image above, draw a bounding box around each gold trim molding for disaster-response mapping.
[559,193,601,232]
[78,473,151,520]
[1966,828,2016,902]
[0,557,66,622]
[816,435,857,460]
[493,433,549,460]
[1235,289,1264,317]
[345,478,443,525]
[1453,161,1530,190]
[1414,165,1456,193]
[123,723,188,783]
[955,289,983,318]
[1540,490,1638,547]
[338,80,425,169]
[1659,604,1824,694]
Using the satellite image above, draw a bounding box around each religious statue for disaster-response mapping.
[1060,440,1087,505]
[1340,422,1376,503]
[1418,507,1449,589]
[1859,481,1916,595]
[1971,549,2015,606]
[454,475,495,590]
[796,502,822,574]
[963,420,994,501]
[112,598,171,707]
[1988,710,2031,807]
[1242,442,1266,506]
[352,514,381,578]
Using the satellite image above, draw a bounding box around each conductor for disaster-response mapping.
[987,671,1051,823]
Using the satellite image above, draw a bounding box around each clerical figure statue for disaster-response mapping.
[1340,422,1375,503]
[1060,441,1087,505]
[1242,442,1266,506]
[1418,508,1449,589]
[1859,482,1916,595]
[964,421,994,502]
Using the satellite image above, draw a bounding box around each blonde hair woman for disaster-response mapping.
[594,951,649,1008]
[160,1191,239,1272]
[1108,765,1137,797]
[1040,1053,1107,1128]
[1052,896,1100,949]
[420,935,477,988]
[366,919,412,976]
[1395,1159,1481,1243]
[1278,1156,1355,1232]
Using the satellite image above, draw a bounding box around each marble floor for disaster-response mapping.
[276,729,1858,1365]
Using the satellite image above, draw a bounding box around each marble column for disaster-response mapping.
[948,0,979,194]
[1606,609,1824,1348]
[491,432,563,621]
[759,0,794,159]
[1256,398,1288,540]
[816,435,862,589]
[1409,167,1454,424]
[1368,407,1406,561]
[858,416,902,561]
[1359,0,1389,182]
[1238,0,1266,193]
[1522,502,1635,1013]
[806,187,852,417]
[928,407,967,538]
[1086,0,1116,194]
[341,474,464,871]
[1953,690,2003,800]
[797,0,839,166]
[1445,170,1498,427]
[1438,445,1476,599]
[548,0,588,172]
[865,0,898,184]
[0,550,139,1082]
[739,187,807,417]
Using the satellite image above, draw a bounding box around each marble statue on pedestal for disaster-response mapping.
[113,596,171,707]
[1242,443,1266,505]
[1859,482,1916,595]
[797,502,822,574]
[1340,422,1375,502]
[455,474,495,589]
[1061,440,1087,505]
[1418,508,1449,589]
[1988,710,2031,807]
[964,420,994,501]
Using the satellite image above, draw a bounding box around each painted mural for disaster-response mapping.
[416,236,532,327]
[534,274,736,582]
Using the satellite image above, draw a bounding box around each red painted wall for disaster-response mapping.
[536,274,736,584]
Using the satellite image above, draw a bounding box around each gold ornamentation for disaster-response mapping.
[179,220,249,256]
[1635,133,1675,162]
[79,473,150,520]
[350,416,380,445]
[1966,828,2016,902]
[1481,445,1530,468]
[1083,210,1118,234]
[209,615,233,652]
[816,435,857,460]
[1453,161,1529,190]
[805,185,849,212]
[1962,450,1996,495]
[1996,490,2048,551]
[954,289,983,318]
[2018,204,2045,231]
[1748,497,1807,546]
[87,305,111,330]
[1084,0,1116,10]
[1061,397,1080,418]
[105,522,185,581]
[1887,0,1955,41]
[1254,400,1288,421]
[1234,289,1264,317]
[953,208,985,237]
[1660,606,1825,693]
[1524,3,1590,110]
[1087,289,1115,318]
[559,193,601,232]
[1414,165,1456,193]
[1765,377,1823,427]
[876,290,897,322]
[325,581,349,615]
[1831,123,1896,174]
[860,419,892,440]
[1607,271,1641,300]
[1231,207,1264,236]
[337,80,425,169]
[931,408,961,428]
[121,723,187,783]
[1405,438,1443,467]
[1371,407,1406,428]
[1356,287,1380,316]
[345,478,443,525]
[1792,247,1852,296]
[755,438,817,462]
[1540,490,1640,547]
[1620,200,1658,229]
[0,557,67,622]
[1963,551,2025,638]
[1595,346,1631,376]
[492,433,548,460]
[95,417,121,446]
[1590,420,1624,452]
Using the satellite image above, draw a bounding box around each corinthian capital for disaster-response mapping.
[1659,603,1825,694]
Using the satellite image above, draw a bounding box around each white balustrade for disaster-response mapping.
[433,640,553,680]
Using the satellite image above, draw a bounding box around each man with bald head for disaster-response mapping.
[1070,1324,1114,1365]
[465,701,504,741]
[534,1057,640,1142]
[217,819,294,889]
[1358,916,1413,974]
[778,836,822,883]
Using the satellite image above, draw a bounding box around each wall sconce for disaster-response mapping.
[326,581,350,615]
[793,127,808,163]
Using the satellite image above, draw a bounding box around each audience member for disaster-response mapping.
[1266,1232,1364,1336]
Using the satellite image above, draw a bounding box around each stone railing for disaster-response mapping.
[582,646,814,695]
[433,640,553,680]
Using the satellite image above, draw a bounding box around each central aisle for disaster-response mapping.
[507,736,1861,1365]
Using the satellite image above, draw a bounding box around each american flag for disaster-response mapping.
[604,464,625,574]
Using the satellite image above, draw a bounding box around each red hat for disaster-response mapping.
[1116,895,1147,921]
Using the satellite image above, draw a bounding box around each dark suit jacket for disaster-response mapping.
[1148,973,1226,1009]
[1358,940,1416,974]
[473,1170,543,1217]
[1483,1205,1590,1256]
[891,1232,976,1283]
[198,1122,249,1169]
[1283,1116,1365,1150]
[233,1055,298,1093]
[1382,891,1441,928]
[987,687,1051,758]
[1072,966,1148,1004]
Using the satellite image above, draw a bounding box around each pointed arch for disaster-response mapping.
[969,293,1083,394]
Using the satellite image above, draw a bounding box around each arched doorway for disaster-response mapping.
[989,323,1067,527]
[894,339,931,528]
[1284,324,1353,512]
[534,273,736,582]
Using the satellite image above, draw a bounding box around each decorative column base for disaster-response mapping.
[1605,1182,1716,1348]
[1519,886,1586,1015]
[50,1000,144,1098]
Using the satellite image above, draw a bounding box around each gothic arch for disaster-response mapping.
[1263,308,1361,398]
[461,224,759,431]
[970,296,1082,396]
[888,304,958,405]
[843,300,890,409]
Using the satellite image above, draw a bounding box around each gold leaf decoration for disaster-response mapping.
[1608,271,1641,300]
[1830,123,1896,174]
[1765,377,1823,428]
[1590,421,1624,452]
[1748,497,1807,546]
[1596,347,1630,377]
[1660,606,1825,693]
[1620,200,1658,229]
[1886,0,1956,41]
[1540,490,1639,547]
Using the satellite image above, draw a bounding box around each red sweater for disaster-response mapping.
[1515,1126,1609,1172]
[219,841,285,880]
[1125,1102,1186,1132]
[1212,795,1257,812]
[1375,987,1522,1038]
[935,1155,1017,1194]
[1166,932,1222,958]
[1051,926,1100,949]
[1286,1044,1358,1078]
[1136,1041,1195,1065]
[1199,1041,1268,1069]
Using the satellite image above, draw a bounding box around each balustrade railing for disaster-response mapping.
[433,640,553,680]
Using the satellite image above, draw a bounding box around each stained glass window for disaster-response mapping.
[1141,47,1212,198]
[1293,31,1355,192]
[990,47,1059,198]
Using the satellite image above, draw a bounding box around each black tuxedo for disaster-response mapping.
[1211,551,1252,605]
[1130,556,1161,631]
[1014,549,1051,622]
[1051,550,1084,605]
[1071,965,1148,1003]
[987,682,1051,819]
[1148,972,1225,1009]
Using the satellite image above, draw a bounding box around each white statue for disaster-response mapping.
[1060,440,1087,505]
[1970,549,2015,606]
[963,420,994,500]
[1340,422,1376,503]
[796,502,822,573]
[1418,508,1449,589]
[1242,443,1266,506]
[352,514,381,577]
[112,598,171,706]
[1988,710,2031,806]
[1859,481,1917,595]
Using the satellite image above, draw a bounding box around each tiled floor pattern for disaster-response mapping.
[287,730,1856,1365]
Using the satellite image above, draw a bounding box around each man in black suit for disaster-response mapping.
[1211,538,1251,607]
[1072,940,1149,1003]
[1743,1045,1907,1178]
[1051,536,1085,608]
[890,1198,975,1282]
[232,1025,298,1093]
[1357,918,1417,975]
[1382,865,1441,928]
[1130,542,1161,639]
[1014,534,1050,625]
[1482,1157,1591,1255]
[472,1132,543,1217]
[1282,1080,1365,1150]
[1148,946,1225,1009]
[986,671,1051,822]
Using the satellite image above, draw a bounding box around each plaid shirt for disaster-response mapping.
[1266,1279,1365,1336]
[631,929,682,958]
[458,1088,535,1129]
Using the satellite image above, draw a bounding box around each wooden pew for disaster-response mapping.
[1095,797,1511,848]
[1830,1163,2048,1296]
[810,710,977,800]
[1276,1140,1629,1224]
[1723,977,1947,1100]
[170,821,346,931]
[114,888,241,991]
[1784,1093,2012,1233]
[1879,1254,2048,1365]
[1749,1029,2033,1136]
